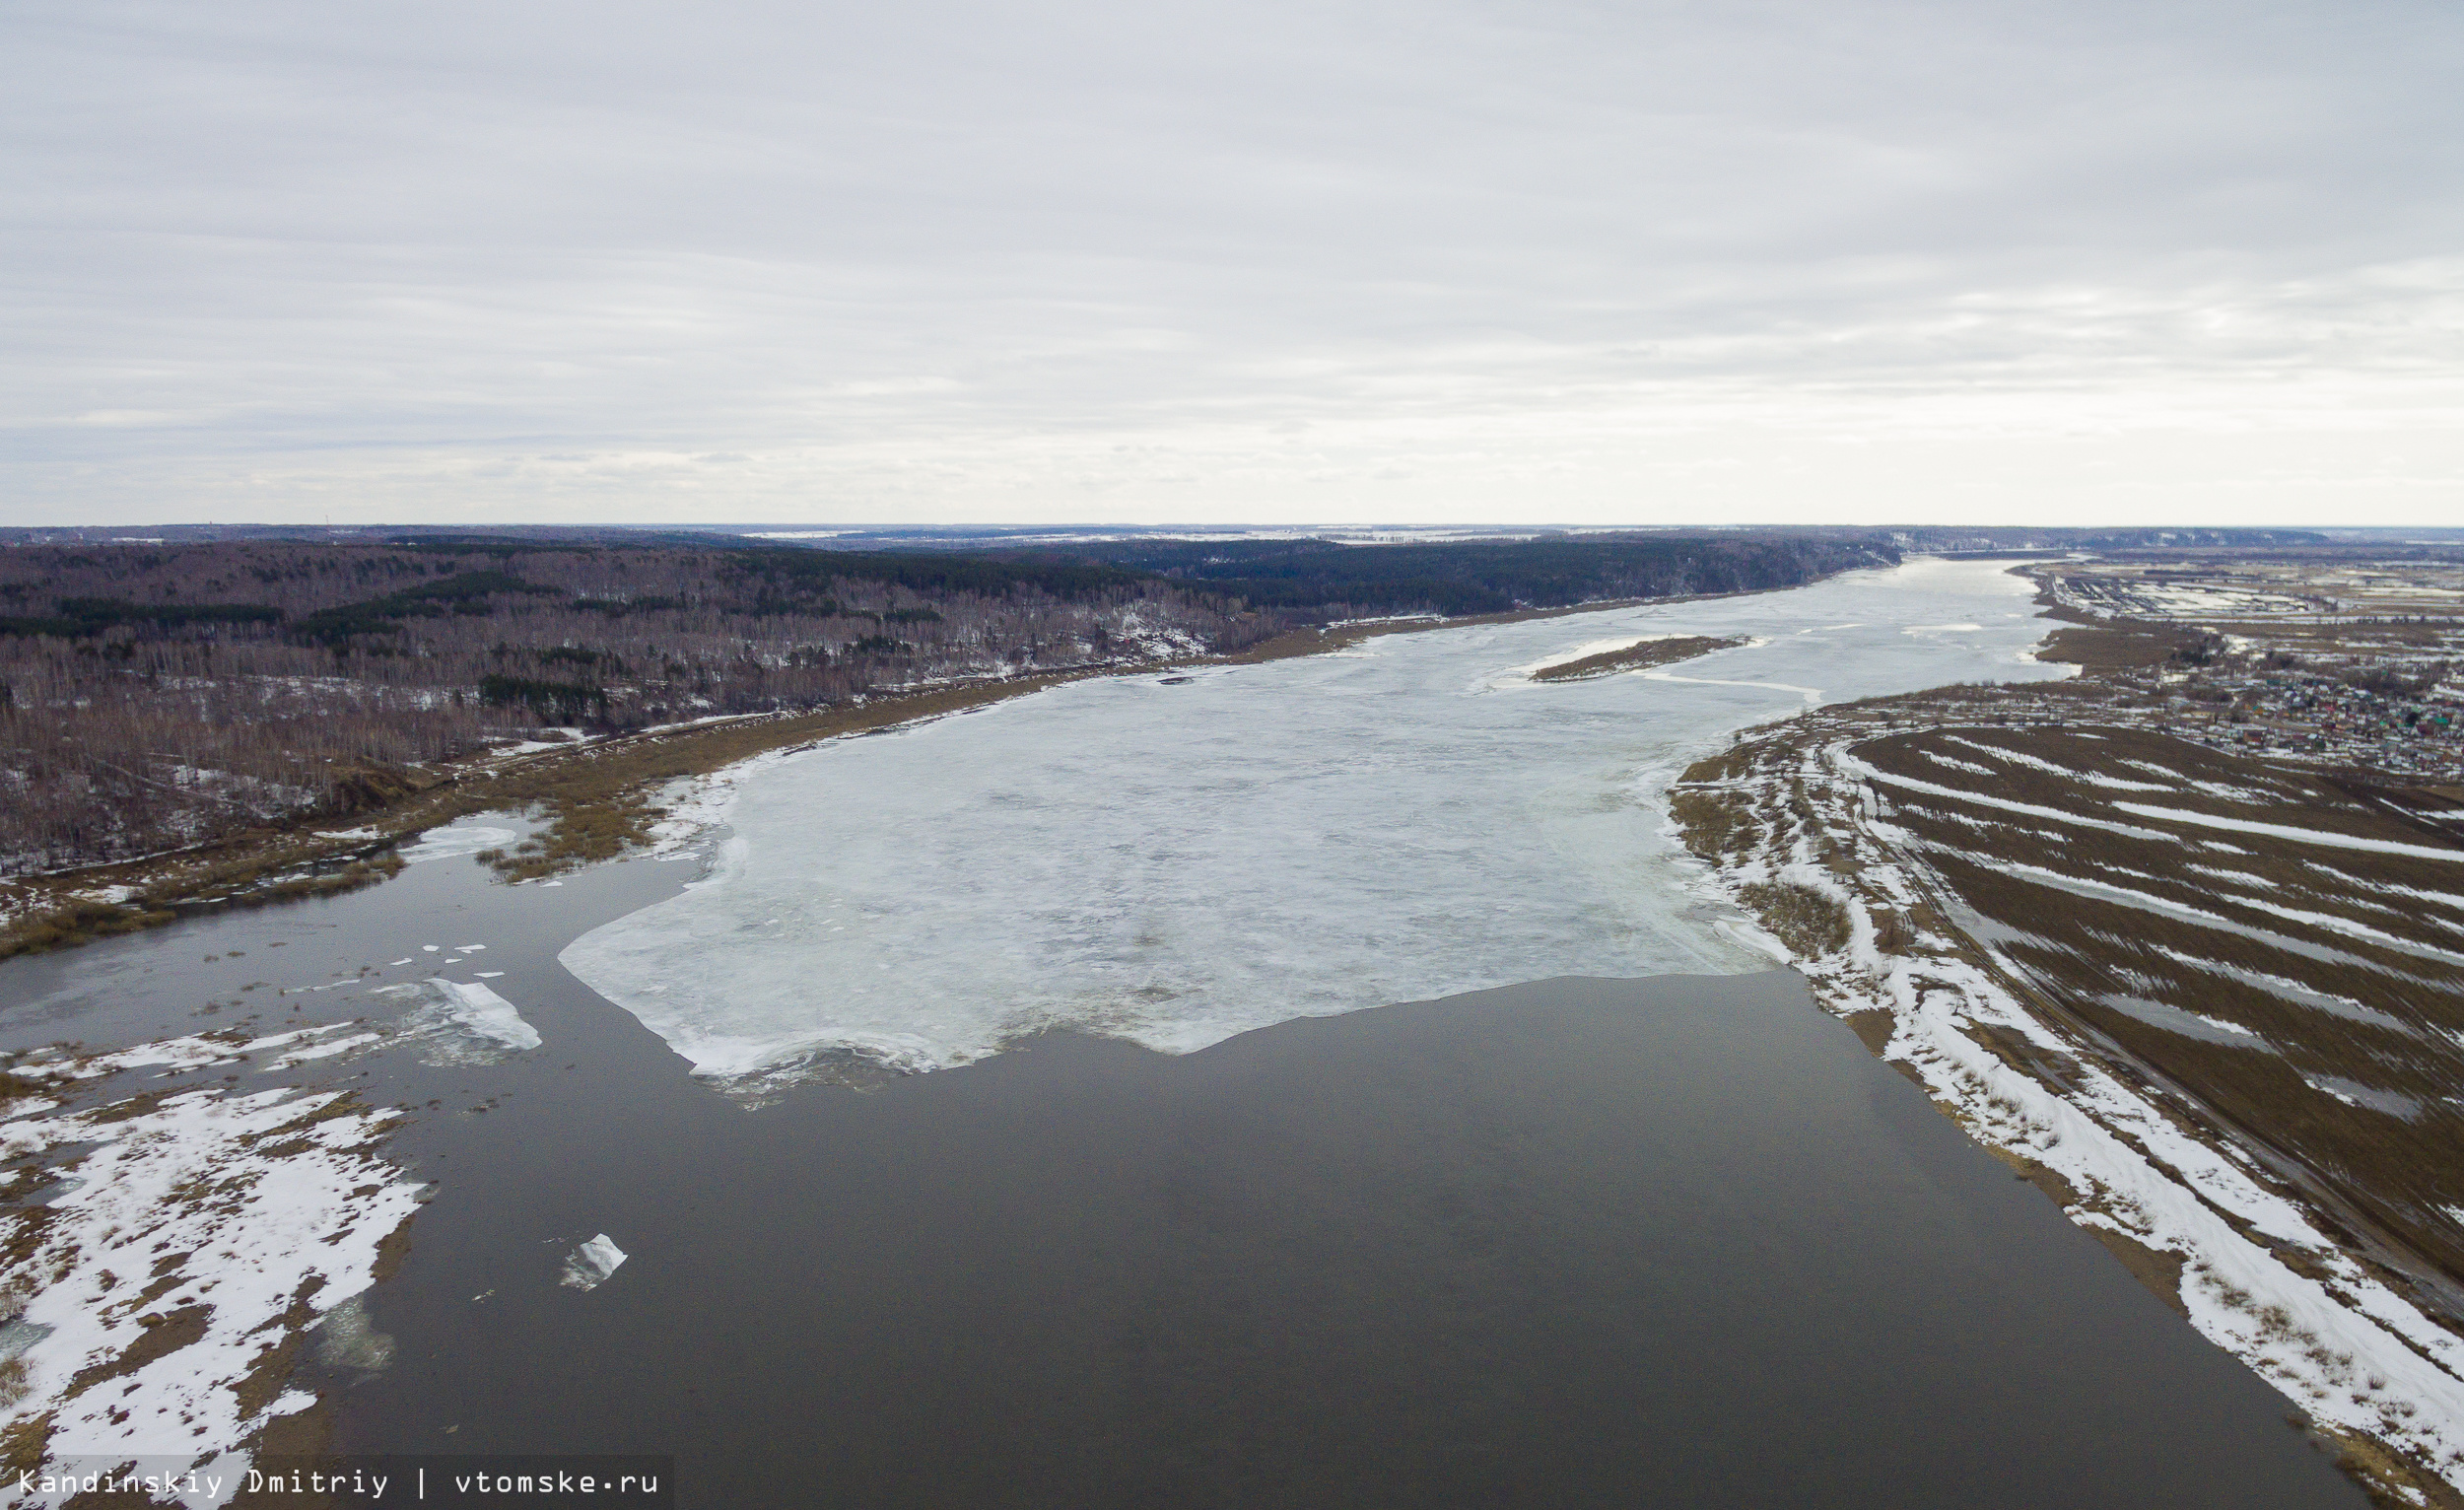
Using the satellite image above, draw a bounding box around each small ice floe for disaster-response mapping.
[456,944,486,953]
[476,970,505,979]
[398,824,520,864]
[370,980,542,1066]
[311,1292,397,1372]
[0,1315,55,1364]
[559,1234,628,1291]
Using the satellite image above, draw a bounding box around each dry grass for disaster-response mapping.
[1711,693,2464,1301]
[0,1410,50,1480]
[1667,789,1760,858]
[2035,620,2214,671]
[1678,747,1754,785]
[1530,635,1746,682]
[1736,880,1852,955]
[63,1303,212,1399]
[479,790,664,882]
[0,898,177,956]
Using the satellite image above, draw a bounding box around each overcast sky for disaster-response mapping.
[4,0,2459,527]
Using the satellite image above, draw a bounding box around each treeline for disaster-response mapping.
[1071,534,1896,616]
[0,539,1273,872]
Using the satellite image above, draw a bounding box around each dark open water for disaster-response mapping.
[0,836,2364,1508]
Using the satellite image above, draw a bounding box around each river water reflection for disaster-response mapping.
[0,826,2369,1506]
[341,940,2363,1508]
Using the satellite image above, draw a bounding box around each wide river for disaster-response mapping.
[563,557,2072,1086]
[0,559,2371,1506]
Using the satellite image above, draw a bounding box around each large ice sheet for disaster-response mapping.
[562,558,2067,1086]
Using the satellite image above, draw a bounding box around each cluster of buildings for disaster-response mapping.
[2163,663,2463,778]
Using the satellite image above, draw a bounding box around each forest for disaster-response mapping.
[0,529,1894,872]
[1072,534,1894,615]
[0,538,1269,871]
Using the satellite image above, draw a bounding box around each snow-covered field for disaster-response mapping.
[562,558,2070,1093]
[0,975,549,1504]
[0,1037,423,1508]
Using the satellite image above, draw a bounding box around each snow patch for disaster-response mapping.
[0,1065,419,1497]
[2109,804,2464,861]
[397,824,519,864]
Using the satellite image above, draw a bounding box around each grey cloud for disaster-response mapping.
[2,0,2459,521]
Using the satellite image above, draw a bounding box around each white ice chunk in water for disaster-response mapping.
[560,1234,628,1290]
[370,980,543,1064]
[424,979,540,1053]
[399,824,520,864]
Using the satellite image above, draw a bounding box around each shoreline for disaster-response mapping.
[1664,611,2464,1507]
[0,580,1809,965]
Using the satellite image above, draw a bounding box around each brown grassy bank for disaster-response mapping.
[1660,576,2464,1507]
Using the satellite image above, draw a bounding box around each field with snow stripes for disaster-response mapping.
[1675,715,2464,1506]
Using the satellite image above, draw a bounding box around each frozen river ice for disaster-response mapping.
[561,557,2071,1085]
